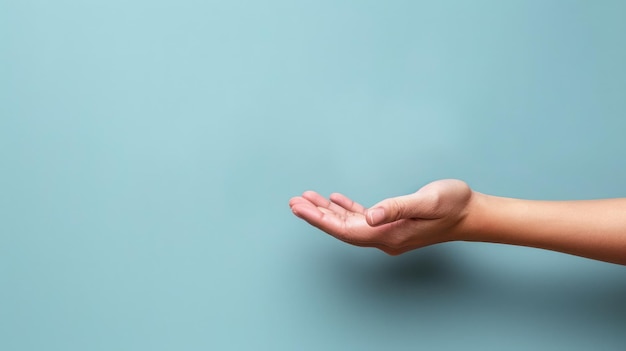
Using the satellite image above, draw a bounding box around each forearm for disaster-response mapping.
[463,192,626,265]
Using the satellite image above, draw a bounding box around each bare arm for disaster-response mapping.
[465,193,626,265]
[289,179,626,265]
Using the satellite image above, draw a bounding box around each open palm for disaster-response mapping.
[289,179,473,255]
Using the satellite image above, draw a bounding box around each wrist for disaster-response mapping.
[456,190,490,242]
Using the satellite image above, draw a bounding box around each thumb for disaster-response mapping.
[366,193,432,226]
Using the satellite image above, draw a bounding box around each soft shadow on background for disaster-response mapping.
[2,0,626,350]
[290,240,626,350]
[320,244,626,324]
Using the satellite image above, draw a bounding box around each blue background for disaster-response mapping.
[2,0,626,350]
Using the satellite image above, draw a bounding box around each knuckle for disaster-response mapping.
[387,199,405,221]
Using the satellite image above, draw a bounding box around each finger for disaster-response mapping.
[329,193,366,214]
[291,202,346,236]
[289,196,312,209]
[366,193,434,226]
[302,191,348,216]
[293,202,398,248]
[294,208,386,248]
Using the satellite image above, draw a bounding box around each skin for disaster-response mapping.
[289,179,626,265]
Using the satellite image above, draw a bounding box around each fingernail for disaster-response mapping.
[368,207,385,225]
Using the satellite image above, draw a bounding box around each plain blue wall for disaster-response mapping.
[2,0,626,350]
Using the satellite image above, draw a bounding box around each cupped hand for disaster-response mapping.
[289,179,474,255]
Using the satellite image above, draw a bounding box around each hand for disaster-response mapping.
[289,179,474,255]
